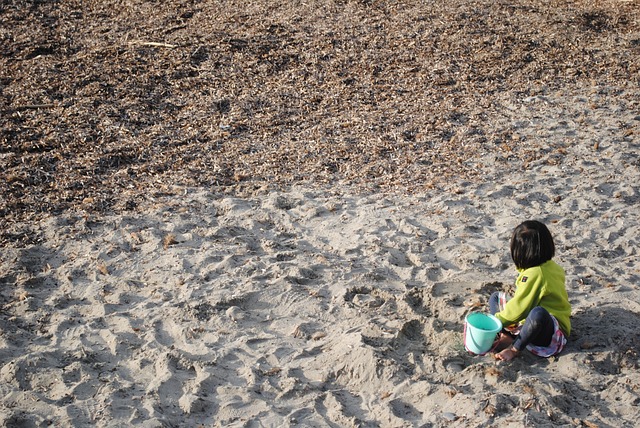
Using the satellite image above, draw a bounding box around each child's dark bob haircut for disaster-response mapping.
[510,220,555,270]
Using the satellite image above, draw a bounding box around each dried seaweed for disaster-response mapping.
[1,0,639,244]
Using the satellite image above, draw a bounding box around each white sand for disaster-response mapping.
[1,88,639,426]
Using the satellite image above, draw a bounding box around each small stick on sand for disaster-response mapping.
[11,103,55,111]
[129,41,178,48]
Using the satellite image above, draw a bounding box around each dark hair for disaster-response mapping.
[510,220,555,269]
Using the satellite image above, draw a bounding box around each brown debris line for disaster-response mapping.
[1,0,639,234]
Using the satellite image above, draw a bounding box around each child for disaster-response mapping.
[489,220,571,361]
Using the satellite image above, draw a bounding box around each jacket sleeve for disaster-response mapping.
[495,269,542,327]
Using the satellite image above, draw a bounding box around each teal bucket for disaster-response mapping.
[464,312,502,355]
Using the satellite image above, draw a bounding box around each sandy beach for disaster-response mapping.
[2,0,640,426]
[2,89,640,425]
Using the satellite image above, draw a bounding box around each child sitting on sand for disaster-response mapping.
[489,220,571,361]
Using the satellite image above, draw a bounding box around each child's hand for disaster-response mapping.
[505,324,520,333]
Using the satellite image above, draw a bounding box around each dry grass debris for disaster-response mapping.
[1,0,639,244]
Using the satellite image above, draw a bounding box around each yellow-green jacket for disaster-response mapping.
[495,260,571,336]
